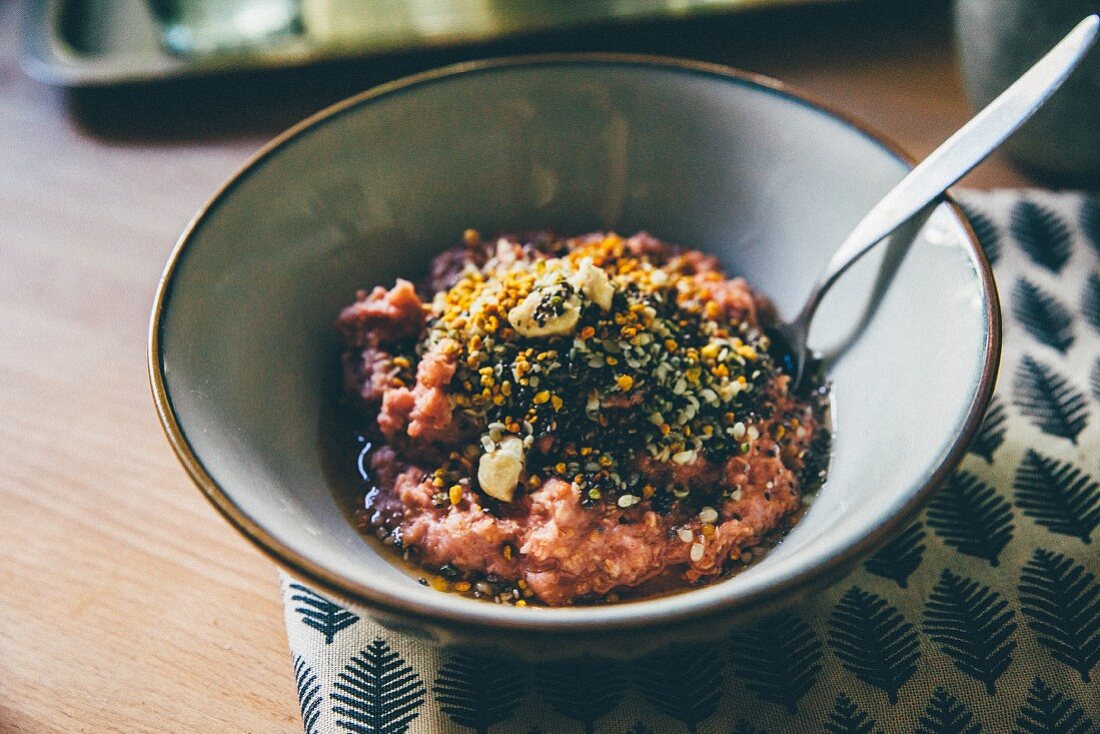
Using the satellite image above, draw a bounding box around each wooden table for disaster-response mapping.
[0,1,1043,730]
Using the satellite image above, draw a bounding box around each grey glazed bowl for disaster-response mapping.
[150,55,999,658]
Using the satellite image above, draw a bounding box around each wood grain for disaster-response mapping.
[0,1,1047,731]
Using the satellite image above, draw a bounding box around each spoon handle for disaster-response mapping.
[798,14,1099,326]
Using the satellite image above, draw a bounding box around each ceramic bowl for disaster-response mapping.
[150,55,999,658]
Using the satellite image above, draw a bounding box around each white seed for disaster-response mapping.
[732,422,746,440]
[690,542,705,563]
[617,494,640,508]
[698,507,718,524]
[747,425,761,440]
[677,528,694,543]
[672,450,696,465]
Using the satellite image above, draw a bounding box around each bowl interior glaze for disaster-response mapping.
[152,57,998,647]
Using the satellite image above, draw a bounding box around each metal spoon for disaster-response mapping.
[775,14,1100,387]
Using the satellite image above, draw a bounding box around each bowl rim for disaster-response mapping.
[149,52,1001,633]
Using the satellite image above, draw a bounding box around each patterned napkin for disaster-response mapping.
[281,191,1099,733]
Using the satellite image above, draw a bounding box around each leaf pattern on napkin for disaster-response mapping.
[916,687,983,734]
[728,612,824,713]
[332,639,426,734]
[1013,676,1096,734]
[1018,550,1100,683]
[1011,200,1072,273]
[295,655,324,734]
[968,397,1007,464]
[289,582,360,645]
[823,693,883,734]
[863,520,925,589]
[538,657,626,733]
[827,588,920,705]
[961,202,1002,266]
[1080,273,1100,334]
[923,570,1017,694]
[433,652,524,733]
[1012,278,1075,353]
[926,471,1014,566]
[635,644,724,733]
[1081,197,1100,257]
[1013,450,1100,543]
[1012,355,1089,444]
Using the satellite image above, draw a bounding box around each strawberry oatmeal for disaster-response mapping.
[335,231,828,606]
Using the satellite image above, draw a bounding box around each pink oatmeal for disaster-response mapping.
[337,231,828,606]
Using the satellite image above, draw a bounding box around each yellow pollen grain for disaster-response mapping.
[616,374,634,391]
[533,390,550,404]
[449,485,463,505]
[453,580,472,592]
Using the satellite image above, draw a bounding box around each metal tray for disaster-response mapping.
[22,0,840,87]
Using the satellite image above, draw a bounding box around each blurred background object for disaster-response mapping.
[149,0,303,54]
[24,0,852,86]
[955,0,1100,182]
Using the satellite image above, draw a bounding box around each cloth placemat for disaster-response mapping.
[280,190,1100,733]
